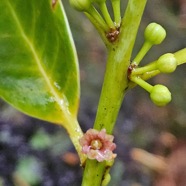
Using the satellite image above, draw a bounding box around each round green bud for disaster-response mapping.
[144,23,166,45]
[70,0,91,11]
[150,84,171,106]
[157,53,177,73]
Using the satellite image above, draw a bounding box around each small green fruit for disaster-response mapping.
[144,23,166,45]
[157,53,177,73]
[150,84,171,106]
[70,0,91,11]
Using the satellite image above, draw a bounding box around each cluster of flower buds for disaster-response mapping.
[69,0,121,34]
[129,22,178,107]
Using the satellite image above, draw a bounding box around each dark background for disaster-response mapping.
[0,0,186,185]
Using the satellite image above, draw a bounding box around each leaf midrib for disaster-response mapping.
[6,1,70,122]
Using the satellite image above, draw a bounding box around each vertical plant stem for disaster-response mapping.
[94,0,147,133]
[82,160,106,186]
[81,0,147,185]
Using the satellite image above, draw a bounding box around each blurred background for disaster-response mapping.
[0,0,186,185]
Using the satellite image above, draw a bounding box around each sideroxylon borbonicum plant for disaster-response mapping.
[0,0,186,185]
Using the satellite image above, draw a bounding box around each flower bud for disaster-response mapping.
[150,84,171,106]
[144,23,166,45]
[70,0,91,11]
[157,53,177,73]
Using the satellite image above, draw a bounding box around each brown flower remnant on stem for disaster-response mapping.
[79,129,117,162]
[106,28,120,43]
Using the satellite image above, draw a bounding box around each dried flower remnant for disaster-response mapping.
[79,129,117,162]
[106,28,120,42]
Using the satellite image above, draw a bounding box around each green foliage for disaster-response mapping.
[0,0,80,125]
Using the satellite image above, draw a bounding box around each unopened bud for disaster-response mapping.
[144,23,166,45]
[157,53,177,73]
[150,84,171,106]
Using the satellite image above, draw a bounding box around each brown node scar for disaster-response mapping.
[127,63,137,78]
[106,27,120,43]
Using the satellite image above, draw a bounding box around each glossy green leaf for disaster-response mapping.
[0,0,80,125]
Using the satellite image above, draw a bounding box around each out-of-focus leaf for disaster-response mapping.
[30,129,52,150]
[0,0,80,125]
[14,156,42,185]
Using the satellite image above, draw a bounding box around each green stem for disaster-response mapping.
[111,0,121,27]
[140,70,160,81]
[174,48,186,65]
[130,76,153,92]
[81,0,147,185]
[82,160,106,186]
[131,61,157,75]
[86,5,109,32]
[133,41,152,65]
[64,118,86,165]
[85,12,110,47]
[99,2,115,29]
